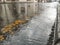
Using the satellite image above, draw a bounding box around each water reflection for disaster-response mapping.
[2,2,57,45]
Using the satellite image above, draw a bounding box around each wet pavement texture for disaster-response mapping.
[0,2,58,45]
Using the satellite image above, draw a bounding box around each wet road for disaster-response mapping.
[1,2,57,45]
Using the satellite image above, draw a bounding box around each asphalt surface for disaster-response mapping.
[0,2,58,45]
